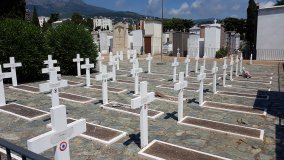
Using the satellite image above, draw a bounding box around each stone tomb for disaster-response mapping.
[112,22,128,54]
[3,57,22,86]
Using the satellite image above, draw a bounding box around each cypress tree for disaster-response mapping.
[246,0,258,59]
[0,0,26,19]
[32,6,40,27]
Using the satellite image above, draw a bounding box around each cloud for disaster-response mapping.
[191,0,203,9]
[115,0,125,7]
[146,0,162,16]
[259,1,275,8]
[232,4,240,10]
[168,2,190,17]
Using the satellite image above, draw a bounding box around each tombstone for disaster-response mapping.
[27,105,86,160]
[197,66,206,104]
[115,51,123,70]
[39,70,68,108]
[222,58,228,87]
[113,22,129,54]
[211,61,218,94]
[203,55,207,70]
[3,57,22,86]
[195,54,199,73]
[131,59,143,95]
[81,58,94,87]
[177,48,180,58]
[235,55,239,77]
[171,58,179,82]
[146,53,153,74]
[184,55,190,77]
[108,56,117,82]
[229,56,234,81]
[250,54,253,65]
[239,54,243,73]
[96,52,104,73]
[73,54,84,76]
[174,72,188,121]
[0,66,12,106]
[96,65,113,104]
[131,81,155,148]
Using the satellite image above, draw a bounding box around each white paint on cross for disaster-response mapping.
[109,52,113,63]
[96,65,113,104]
[108,56,117,82]
[239,54,243,73]
[81,58,94,87]
[177,48,180,58]
[131,81,155,148]
[131,59,143,95]
[211,61,218,94]
[3,57,22,86]
[73,54,84,76]
[0,66,12,106]
[229,56,234,81]
[27,105,86,160]
[250,54,253,65]
[42,55,60,76]
[171,58,179,82]
[174,72,188,121]
[203,55,207,70]
[195,54,199,73]
[184,55,190,77]
[130,57,138,78]
[146,53,152,74]
[96,52,104,73]
[222,58,228,87]
[197,66,206,104]
[235,55,239,77]
[115,51,123,70]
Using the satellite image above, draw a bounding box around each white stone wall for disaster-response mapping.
[132,30,144,54]
[93,18,113,30]
[204,24,221,58]
[187,34,200,57]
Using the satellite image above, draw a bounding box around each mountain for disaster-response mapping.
[26,0,145,18]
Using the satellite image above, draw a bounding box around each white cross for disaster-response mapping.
[114,51,123,70]
[39,70,68,108]
[146,53,153,74]
[171,58,179,82]
[222,58,228,87]
[174,72,188,121]
[235,55,239,77]
[131,81,155,148]
[3,57,22,86]
[184,55,190,77]
[197,66,206,104]
[177,48,180,58]
[81,58,94,87]
[109,52,113,63]
[0,66,12,106]
[130,57,138,77]
[239,54,243,73]
[27,105,86,160]
[195,54,199,73]
[127,50,131,60]
[211,61,218,94]
[73,54,84,76]
[229,56,234,81]
[42,55,60,75]
[108,56,117,82]
[131,59,143,95]
[96,65,113,104]
[250,54,253,65]
[96,52,104,73]
[203,55,207,70]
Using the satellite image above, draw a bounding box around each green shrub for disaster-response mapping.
[46,22,98,75]
[0,19,50,83]
[216,48,228,58]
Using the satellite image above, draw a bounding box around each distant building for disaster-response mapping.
[256,5,284,60]
[52,21,63,28]
[38,16,50,27]
[93,17,113,31]
[144,20,162,55]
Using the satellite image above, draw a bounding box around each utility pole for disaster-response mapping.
[160,0,164,63]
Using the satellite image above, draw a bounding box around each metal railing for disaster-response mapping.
[257,49,284,60]
[0,138,49,160]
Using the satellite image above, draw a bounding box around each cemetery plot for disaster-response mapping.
[253,73,274,76]
[178,116,264,140]
[231,79,272,85]
[89,85,127,93]
[67,118,127,145]
[224,85,271,91]
[0,147,21,160]
[156,84,198,92]
[58,92,95,103]
[101,102,164,119]
[68,81,83,86]
[201,101,267,116]
[216,91,269,100]
[154,92,186,103]
[139,140,231,160]
[116,79,134,84]
[10,85,40,93]
[231,78,272,84]
[140,76,165,82]
[0,103,49,121]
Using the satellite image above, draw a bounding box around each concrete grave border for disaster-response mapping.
[89,85,127,94]
[224,85,271,92]
[68,80,84,87]
[48,92,96,104]
[216,91,269,100]
[156,85,199,93]
[9,85,40,94]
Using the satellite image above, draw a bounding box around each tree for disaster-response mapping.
[275,0,284,5]
[32,6,40,27]
[246,0,258,59]
[48,13,60,24]
[71,12,83,25]
[223,17,246,40]
[162,18,194,32]
[85,17,94,31]
[0,0,26,19]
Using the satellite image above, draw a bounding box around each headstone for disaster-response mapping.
[96,65,113,104]
[96,52,104,73]
[184,55,190,77]
[108,56,117,82]
[131,81,155,148]
[239,54,243,73]
[146,53,152,74]
[27,105,86,160]
[113,22,129,54]
[250,54,253,65]
[174,72,188,121]
[195,54,199,73]
[197,66,206,104]
[235,55,239,77]
[203,55,207,70]
[171,58,179,82]
[229,56,234,81]
[0,66,12,106]
[81,58,94,87]
[73,54,84,77]
[222,58,228,87]
[131,59,143,95]
[211,61,218,94]
[3,57,22,86]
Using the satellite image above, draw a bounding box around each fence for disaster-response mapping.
[257,49,284,60]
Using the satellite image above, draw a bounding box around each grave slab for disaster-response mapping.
[68,81,83,87]
[156,84,198,92]
[57,92,95,104]
[178,116,264,140]
[231,79,272,85]
[154,92,186,103]
[224,85,270,91]
[0,103,49,121]
[9,85,40,93]
[89,85,127,93]
[116,79,134,84]
[216,91,269,100]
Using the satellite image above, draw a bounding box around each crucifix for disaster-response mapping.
[239,54,243,73]
[81,58,94,87]
[130,57,138,77]
[197,66,206,104]
[131,59,143,95]
[222,58,228,87]
[195,54,199,73]
[0,66,12,106]
[177,48,180,58]
[174,72,188,121]
[171,58,179,82]
[184,55,190,77]
[115,51,123,70]
[96,52,104,73]
[146,53,153,74]
[96,65,113,104]
[250,54,253,65]
[108,56,117,82]
[3,57,22,86]
[211,61,218,94]
[131,81,155,148]
[109,52,113,63]
[73,54,84,76]
[42,55,60,76]
[235,55,239,77]
[27,105,86,160]
[229,56,234,81]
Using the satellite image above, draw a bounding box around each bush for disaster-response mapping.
[215,48,228,58]
[0,19,50,83]
[46,22,98,75]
